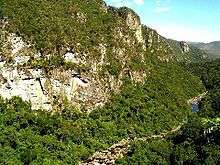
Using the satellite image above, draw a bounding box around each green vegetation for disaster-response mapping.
[168,39,207,62]
[1,0,146,76]
[188,58,220,117]
[0,52,205,164]
[1,0,114,53]
[1,0,215,164]
[117,114,220,164]
[116,139,173,164]
[118,59,220,164]
[191,41,220,59]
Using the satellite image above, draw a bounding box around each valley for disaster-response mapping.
[0,0,219,164]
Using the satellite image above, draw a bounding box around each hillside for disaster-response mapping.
[116,59,220,164]
[0,0,207,164]
[0,0,205,112]
[168,39,208,62]
[190,41,220,59]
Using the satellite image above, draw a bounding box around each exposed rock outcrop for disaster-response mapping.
[180,41,190,53]
[0,29,147,112]
[187,92,208,105]
[142,26,174,61]
[82,125,182,165]
[0,1,205,112]
[123,9,146,50]
[82,139,130,165]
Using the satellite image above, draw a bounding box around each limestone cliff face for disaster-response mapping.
[142,26,174,62]
[180,41,190,53]
[0,31,123,112]
[0,10,148,112]
[0,2,204,112]
[118,7,146,50]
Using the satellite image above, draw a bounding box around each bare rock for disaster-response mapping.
[180,41,190,53]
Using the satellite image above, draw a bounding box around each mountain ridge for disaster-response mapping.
[0,0,207,164]
[189,41,220,59]
[0,0,206,112]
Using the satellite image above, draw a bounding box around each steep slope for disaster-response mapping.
[0,0,205,112]
[82,125,182,165]
[0,0,206,164]
[117,59,220,165]
[190,41,220,59]
[140,26,207,63]
[1,1,149,111]
[168,39,208,62]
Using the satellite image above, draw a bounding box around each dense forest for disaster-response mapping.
[117,59,220,164]
[0,0,219,164]
[0,54,205,164]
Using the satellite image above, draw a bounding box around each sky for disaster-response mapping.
[105,0,220,43]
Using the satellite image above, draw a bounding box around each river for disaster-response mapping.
[192,102,199,112]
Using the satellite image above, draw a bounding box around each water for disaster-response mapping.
[192,102,199,112]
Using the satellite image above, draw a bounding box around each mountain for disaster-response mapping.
[142,27,207,63]
[0,1,205,112]
[190,41,220,59]
[168,39,208,62]
[0,0,207,164]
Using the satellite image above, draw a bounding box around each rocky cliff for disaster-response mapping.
[0,0,205,112]
[0,0,207,164]
[168,39,207,62]
[190,41,220,59]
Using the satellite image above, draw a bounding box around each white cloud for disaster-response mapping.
[154,6,171,13]
[110,0,124,7]
[134,0,144,5]
[154,0,171,14]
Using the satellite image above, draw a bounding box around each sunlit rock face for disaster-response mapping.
[9,33,26,55]
[0,0,206,116]
[0,67,52,110]
[0,4,159,112]
[0,29,147,112]
[142,26,175,62]
[0,3,178,113]
[122,8,146,50]
[180,41,190,53]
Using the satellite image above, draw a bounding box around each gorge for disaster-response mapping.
[0,0,219,164]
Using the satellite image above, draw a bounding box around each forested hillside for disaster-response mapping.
[0,0,210,164]
[190,41,220,59]
[168,39,207,62]
[190,59,220,117]
[0,53,205,164]
[117,59,220,164]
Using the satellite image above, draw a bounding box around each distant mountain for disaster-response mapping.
[139,27,207,63]
[168,39,208,63]
[190,41,220,59]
